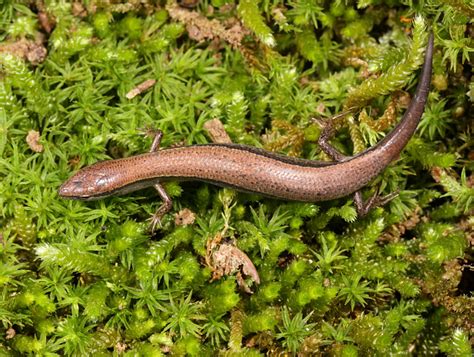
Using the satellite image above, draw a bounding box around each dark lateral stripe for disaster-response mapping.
[67,176,299,201]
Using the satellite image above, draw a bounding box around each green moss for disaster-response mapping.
[238,0,275,47]
[0,0,472,355]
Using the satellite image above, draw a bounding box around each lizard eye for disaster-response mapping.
[59,179,84,197]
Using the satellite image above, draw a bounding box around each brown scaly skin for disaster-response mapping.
[60,34,433,230]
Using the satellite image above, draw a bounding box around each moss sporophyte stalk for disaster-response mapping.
[1,1,472,355]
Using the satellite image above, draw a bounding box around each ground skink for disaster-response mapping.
[59,34,433,227]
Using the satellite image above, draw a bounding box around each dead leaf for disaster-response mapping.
[204,118,232,144]
[126,79,156,99]
[174,208,196,226]
[26,130,44,153]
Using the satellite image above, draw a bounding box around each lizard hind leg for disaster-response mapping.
[317,116,348,162]
[315,113,397,216]
[314,107,358,162]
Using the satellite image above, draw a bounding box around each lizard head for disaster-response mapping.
[59,162,117,200]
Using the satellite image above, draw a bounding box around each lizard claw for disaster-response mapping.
[375,189,400,207]
[355,188,400,217]
[148,199,173,233]
[148,213,163,233]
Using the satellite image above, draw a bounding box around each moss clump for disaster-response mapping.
[0,1,472,355]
